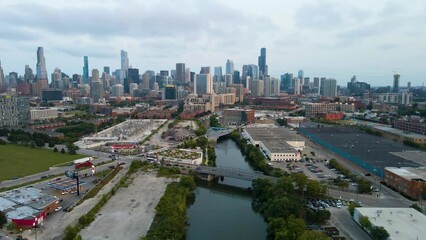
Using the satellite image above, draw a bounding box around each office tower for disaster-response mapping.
[303,77,311,88]
[72,74,82,85]
[145,70,156,89]
[0,61,4,91]
[251,79,264,96]
[171,70,176,80]
[264,76,271,97]
[92,69,100,82]
[293,78,301,95]
[120,50,129,81]
[111,84,124,97]
[233,71,241,84]
[125,68,139,93]
[164,85,177,100]
[129,83,138,96]
[320,78,337,97]
[242,64,258,83]
[195,73,213,95]
[200,66,210,74]
[225,74,233,86]
[24,65,34,82]
[51,68,63,89]
[185,68,190,83]
[141,73,150,90]
[103,66,110,74]
[82,56,89,84]
[8,72,18,88]
[407,82,411,91]
[280,73,293,92]
[214,67,222,78]
[175,63,185,83]
[0,93,30,127]
[271,77,280,96]
[36,47,48,81]
[90,80,103,102]
[160,70,169,77]
[313,77,320,88]
[393,73,400,93]
[298,70,304,80]
[258,48,267,77]
[226,59,234,75]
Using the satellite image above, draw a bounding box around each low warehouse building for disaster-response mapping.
[384,167,426,200]
[244,127,304,162]
[353,207,426,240]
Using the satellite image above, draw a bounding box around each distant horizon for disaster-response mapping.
[1,0,425,86]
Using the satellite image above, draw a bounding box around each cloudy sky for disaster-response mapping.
[1,0,425,86]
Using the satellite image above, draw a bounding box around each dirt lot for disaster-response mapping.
[80,171,173,240]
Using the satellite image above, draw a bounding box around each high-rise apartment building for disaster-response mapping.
[90,80,104,102]
[293,78,301,95]
[214,67,222,78]
[92,69,100,82]
[320,78,337,97]
[226,59,234,75]
[258,48,267,77]
[251,79,264,96]
[24,65,34,82]
[51,68,63,89]
[393,73,400,93]
[233,71,241,85]
[83,56,89,84]
[195,73,213,95]
[0,93,30,127]
[111,84,124,97]
[36,47,48,81]
[298,70,304,80]
[175,63,186,83]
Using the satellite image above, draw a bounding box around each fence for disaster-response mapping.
[299,128,384,178]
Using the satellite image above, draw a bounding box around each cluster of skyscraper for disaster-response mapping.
[0,46,409,104]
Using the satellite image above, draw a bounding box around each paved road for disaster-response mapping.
[329,208,371,240]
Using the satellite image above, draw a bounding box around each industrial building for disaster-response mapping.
[157,149,203,165]
[244,127,304,162]
[0,187,60,228]
[384,167,426,200]
[353,207,426,240]
[222,108,255,125]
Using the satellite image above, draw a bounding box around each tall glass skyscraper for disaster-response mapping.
[226,59,234,75]
[258,48,267,77]
[393,73,400,93]
[120,50,129,81]
[83,56,89,84]
[36,47,48,80]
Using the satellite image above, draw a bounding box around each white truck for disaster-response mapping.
[73,157,94,164]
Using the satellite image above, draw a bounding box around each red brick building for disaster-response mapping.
[384,167,426,200]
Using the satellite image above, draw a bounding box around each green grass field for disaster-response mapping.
[0,144,85,181]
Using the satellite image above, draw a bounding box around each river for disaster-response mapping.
[186,138,267,240]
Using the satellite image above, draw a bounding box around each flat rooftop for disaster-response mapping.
[0,187,59,210]
[245,127,302,153]
[385,167,426,181]
[300,126,423,170]
[0,196,16,212]
[6,206,39,220]
[47,178,87,191]
[355,207,426,240]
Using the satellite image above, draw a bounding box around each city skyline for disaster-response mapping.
[0,0,425,86]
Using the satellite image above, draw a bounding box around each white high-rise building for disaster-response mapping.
[120,50,129,81]
[111,84,124,97]
[195,73,213,95]
[36,47,48,80]
[264,76,271,97]
[293,78,301,95]
[226,59,234,75]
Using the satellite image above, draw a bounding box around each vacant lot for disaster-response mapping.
[80,171,172,240]
[0,144,84,181]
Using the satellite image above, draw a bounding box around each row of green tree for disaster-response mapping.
[328,159,373,194]
[252,176,329,240]
[142,176,196,240]
[403,139,426,151]
[228,130,285,177]
[358,215,389,240]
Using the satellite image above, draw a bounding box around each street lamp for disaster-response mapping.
[32,217,38,240]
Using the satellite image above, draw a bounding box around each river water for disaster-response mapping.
[186,138,267,240]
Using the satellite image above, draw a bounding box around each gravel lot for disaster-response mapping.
[80,171,173,240]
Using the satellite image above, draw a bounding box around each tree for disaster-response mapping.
[61,148,66,154]
[35,138,45,147]
[347,202,356,216]
[179,176,196,191]
[299,230,329,240]
[0,211,7,228]
[410,203,422,212]
[63,225,79,240]
[48,141,55,148]
[359,215,372,231]
[66,142,80,155]
[370,226,390,240]
[53,147,58,153]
